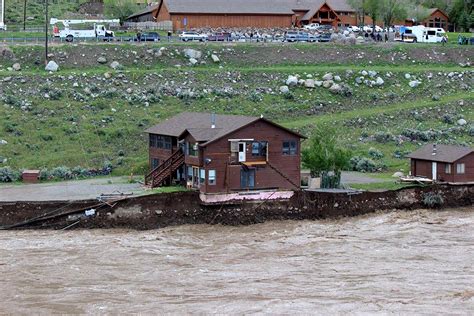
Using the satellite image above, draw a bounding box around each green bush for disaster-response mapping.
[374,132,392,143]
[422,192,444,208]
[0,167,21,182]
[51,166,73,180]
[350,156,377,173]
[368,147,384,159]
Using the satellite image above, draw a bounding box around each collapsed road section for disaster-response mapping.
[0,184,472,230]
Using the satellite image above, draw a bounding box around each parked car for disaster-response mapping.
[318,33,331,42]
[207,32,231,41]
[303,23,320,30]
[363,25,383,33]
[317,25,333,31]
[347,25,360,32]
[131,32,160,42]
[179,31,208,42]
[285,31,314,42]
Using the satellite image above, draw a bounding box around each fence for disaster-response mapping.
[123,21,172,31]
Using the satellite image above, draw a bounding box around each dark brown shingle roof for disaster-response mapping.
[145,112,258,137]
[408,144,473,163]
[145,112,305,145]
[127,4,160,20]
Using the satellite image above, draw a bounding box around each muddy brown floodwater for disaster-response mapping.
[1,208,473,314]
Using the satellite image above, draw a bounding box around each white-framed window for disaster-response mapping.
[445,163,451,174]
[199,169,206,185]
[208,170,216,185]
[456,163,465,174]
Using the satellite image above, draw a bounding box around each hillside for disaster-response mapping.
[4,0,100,26]
[0,42,472,178]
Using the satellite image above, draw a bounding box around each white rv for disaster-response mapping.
[397,25,446,43]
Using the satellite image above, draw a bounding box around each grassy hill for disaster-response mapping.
[4,0,95,27]
[0,42,472,179]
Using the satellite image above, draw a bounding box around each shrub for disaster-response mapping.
[283,92,295,100]
[374,132,392,143]
[350,156,378,172]
[39,168,51,181]
[422,192,444,208]
[442,114,454,124]
[51,166,73,180]
[0,167,21,182]
[368,147,384,159]
[72,166,89,178]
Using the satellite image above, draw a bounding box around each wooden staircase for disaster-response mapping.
[145,150,185,188]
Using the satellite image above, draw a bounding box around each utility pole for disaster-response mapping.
[23,0,26,31]
[44,0,48,65]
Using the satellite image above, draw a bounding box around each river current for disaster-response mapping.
[1,207,473,314]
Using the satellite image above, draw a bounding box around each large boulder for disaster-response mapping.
[409,80,421,88]
[184,48,202,59]
[304,79,315,88]
[189,58,198,65]
[12,63,21,71]
[322,73,333,81]
[392,172,404,178]
[375,77,384,86]
[286,75,298,87]
[97,56,107,64]
[323,80,333,88]
[329,83,342,94]
[279,85,289,94]
[110,61,121,70]
[45,60,59,72]
[457,118,467,126]
[211,54,220,63]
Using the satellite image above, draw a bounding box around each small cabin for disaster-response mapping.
[408,144,474,183]
[145,112,305,198]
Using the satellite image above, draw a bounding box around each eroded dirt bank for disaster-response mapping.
[0,184,472,230]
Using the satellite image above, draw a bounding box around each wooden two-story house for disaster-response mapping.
[145,112,305,200]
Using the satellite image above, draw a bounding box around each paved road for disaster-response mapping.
[341,171,386,184]
[0,177,144,202]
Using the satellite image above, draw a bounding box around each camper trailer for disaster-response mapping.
[396,25,446,43]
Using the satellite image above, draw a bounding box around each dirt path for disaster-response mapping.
[0,177,144,202]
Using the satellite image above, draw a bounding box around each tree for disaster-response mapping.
[407,4,431,25]
[380,0,407,37]
[302,127,351,188]
[104,0,138,24]
[364,0,380,31]
[348,0,366,26]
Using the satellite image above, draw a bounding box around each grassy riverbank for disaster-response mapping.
[0,42,472,179]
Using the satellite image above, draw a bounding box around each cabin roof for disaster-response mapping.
[159,0,355,15]
[146,112,305,145]
[408,144,473,163]
[127,4,160,19]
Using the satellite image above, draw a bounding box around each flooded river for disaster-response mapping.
[1,208,473,314]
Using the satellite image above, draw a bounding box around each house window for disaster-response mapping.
[456,163,465,174]
[151,158,160,169]
[199,169,206,184]
[187,142,198,156]
[150,135,172,150]
[282,140,297,155]
[208,170,216,185]
[445,164,451,174]
[252,141,268,157]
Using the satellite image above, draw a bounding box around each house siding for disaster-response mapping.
[200,120,301,194]
[410,152,474,183]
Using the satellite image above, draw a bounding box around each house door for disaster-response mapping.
[432,162,437,181]
[241,168,255,189]
[192,166,200,188]
[238,142,246,162]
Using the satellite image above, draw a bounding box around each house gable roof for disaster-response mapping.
[146,112,305,145]
[408,144,473,163]
[127,4,160,20]
[427,8,449,19]
[301,1,340,21]
[157,0,355,15]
